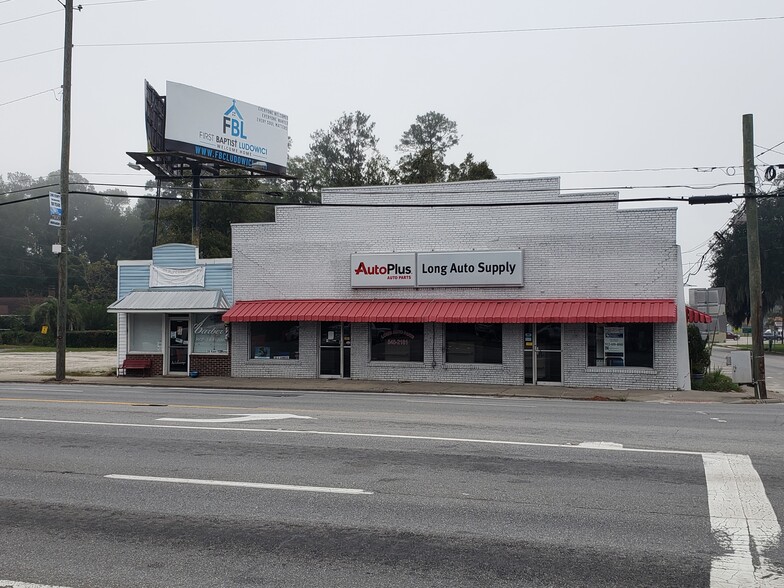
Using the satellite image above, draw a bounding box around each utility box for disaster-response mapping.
[729,350,753,384]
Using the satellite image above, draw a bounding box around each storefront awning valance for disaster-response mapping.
[108,289,229,314]
[222,299,678,324]
[685,306,713,323]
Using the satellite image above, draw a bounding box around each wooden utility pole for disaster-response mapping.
[55,0,74,381]
[743,113,767,399]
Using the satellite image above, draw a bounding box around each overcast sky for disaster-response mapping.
[2,0,783,289]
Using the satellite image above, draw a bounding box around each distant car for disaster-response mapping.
[764,329,774,340]
[726,330,739,340]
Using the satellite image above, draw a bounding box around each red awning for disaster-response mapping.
[686,306,713,323]
[223,299,678,324]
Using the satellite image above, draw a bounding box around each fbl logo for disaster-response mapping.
[223,99,247,139]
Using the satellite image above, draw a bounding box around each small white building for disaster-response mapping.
[223,177,706,390]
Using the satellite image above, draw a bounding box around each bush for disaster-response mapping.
[0,330,54,346]
[0,329,115,348]
[688,324,711,375]
[67,330,116,348]
[692,368,740,392]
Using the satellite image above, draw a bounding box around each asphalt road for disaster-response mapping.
[0,383,782,587]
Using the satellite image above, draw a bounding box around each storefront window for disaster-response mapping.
[192,313,228,354]
[370,323,424,362]
[129,314,162,352]
[249,322,299,360]
[587,324,654,368]
[445,323,502,364]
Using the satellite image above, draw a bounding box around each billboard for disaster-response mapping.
[164,81,288,175]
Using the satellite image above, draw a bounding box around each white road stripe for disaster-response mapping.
[0,581,74,588]
[105,474,372,495]
[0,416,705,455]
[702,453,783,587]
[157,413,314,423]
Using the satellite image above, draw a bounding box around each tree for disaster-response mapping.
[396,111,459,184]
[709,196,784,325]
[447,153,497,182]
[30,296,82,331]
[292,111,390,192]
[154,173,281,258]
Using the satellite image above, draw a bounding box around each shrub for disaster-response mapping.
[692,368,740,392]
[688,324,711,375]
[67,330,116,348]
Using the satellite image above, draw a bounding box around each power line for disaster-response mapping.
[74,15,784,49]
[497,165,746,177]
[80,0,153,5]
[2,189,757,209]
[756,139,784,159]
[0,47,62,64]
[0,9,61,27]
[0,86,61,108]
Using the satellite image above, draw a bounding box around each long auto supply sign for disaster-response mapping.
[351,251,523,288]
[164,81,289,174]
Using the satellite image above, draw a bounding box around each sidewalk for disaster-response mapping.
[2,372,780,404]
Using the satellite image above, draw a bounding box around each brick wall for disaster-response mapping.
[190,354,231,377]
[229,178,685,389]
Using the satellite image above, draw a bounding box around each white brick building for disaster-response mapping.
[224,177,698,390]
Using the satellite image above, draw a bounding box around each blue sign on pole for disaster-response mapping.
[48,192,62,227]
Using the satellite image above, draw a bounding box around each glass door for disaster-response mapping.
[524,323,562,384]
[168,317,189,374]
[320,322,351,377]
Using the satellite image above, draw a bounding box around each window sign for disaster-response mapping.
[604,327,625,354]
[192,313,228,354]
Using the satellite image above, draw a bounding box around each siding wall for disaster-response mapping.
[114,243,233,373]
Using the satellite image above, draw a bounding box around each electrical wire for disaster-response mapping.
[756,139,784,159]
[74,15,784,49]
[497,165,745,176]
[2,189,757,209]
[0,9,60,27]
[0,47,61,64]
[80,0,153,5]
[0,86,61,108]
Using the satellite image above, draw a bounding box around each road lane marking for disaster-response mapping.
[158,413,314,423]
[0,416,707,455]
[702,453,782,587]
[0,581,74,588]
[709,418,728,423]
[577,441,624,450]
[105,474,372,495]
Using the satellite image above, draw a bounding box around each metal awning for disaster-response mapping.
[685,306,713,323]
[222,299,678,324]
[108,290,229,314]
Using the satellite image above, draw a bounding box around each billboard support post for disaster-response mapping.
[191,164,202,254]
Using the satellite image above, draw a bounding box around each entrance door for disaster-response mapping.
[320,322,351,377]
[168,317,189,374]
[524,323,562,384]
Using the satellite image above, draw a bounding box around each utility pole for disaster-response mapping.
[743,113,767,400]
[55,0,74,382]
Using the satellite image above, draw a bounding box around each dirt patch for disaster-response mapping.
[0,351,116,378]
